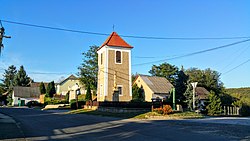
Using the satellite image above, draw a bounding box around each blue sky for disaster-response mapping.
[0,0,249,88]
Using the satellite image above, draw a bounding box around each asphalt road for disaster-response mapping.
[0,107,250,141]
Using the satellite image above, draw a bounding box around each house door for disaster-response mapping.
[112,91,119,101]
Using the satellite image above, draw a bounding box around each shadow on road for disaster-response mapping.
[1,107,250,141]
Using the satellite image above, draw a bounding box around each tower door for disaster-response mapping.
[112,91,119,101]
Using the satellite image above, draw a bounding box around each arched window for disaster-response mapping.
[116,51,121,63]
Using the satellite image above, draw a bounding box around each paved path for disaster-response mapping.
[0,112,26,141]
[185,117,250,126]
[1,107,250,141]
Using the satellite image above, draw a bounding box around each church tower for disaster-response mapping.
[97,32,133,101]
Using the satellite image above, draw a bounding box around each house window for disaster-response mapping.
[118,86,122,96]
[116,51,122,64]
[101,53,103,65]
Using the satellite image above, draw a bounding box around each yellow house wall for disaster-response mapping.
[134,76,154,102]
[57,79,85,95]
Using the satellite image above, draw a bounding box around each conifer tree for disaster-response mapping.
[39,82,46,94]
[85,85,92,101]
[46,81,56,97]
[206,91,222,116]
[15,65,31,86]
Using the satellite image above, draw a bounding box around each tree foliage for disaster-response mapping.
[46,81,56,97]
[1,65,17,105]
[183,84,194,110]
[132,84,144,102]
[14,65,31,87]
[185,68,224,94]
[175,66,188,102]
[2,65,17,91]
[206,91,223,116]
[149,63,178,85]
[39,82,46,94]
[78,45,98,91]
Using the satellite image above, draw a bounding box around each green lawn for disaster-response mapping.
[66,109,204,119]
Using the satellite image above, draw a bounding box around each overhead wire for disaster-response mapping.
[222,58,250,76]
[2,19,250,40]
[220,43,250,72]
[132,38,250,66]
[1,19,250,79]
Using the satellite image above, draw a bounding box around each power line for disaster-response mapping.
[0,67,72,75]
[28,71,72,75]
[222,58,250,76]
[132,38,250,66]
[220,44,250,72]
[2,19,250,40]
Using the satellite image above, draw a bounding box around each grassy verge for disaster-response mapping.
[67,109,148,118]
[66,109,204,119]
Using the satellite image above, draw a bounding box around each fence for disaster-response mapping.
[223,106,240,116]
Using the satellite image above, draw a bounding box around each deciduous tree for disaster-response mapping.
[78,45,98,92]
[149,63,178,85]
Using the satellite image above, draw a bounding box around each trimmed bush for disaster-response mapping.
[70,99,86,109]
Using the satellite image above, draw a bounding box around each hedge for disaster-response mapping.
[70,100,86,109]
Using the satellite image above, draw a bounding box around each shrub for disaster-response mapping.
[154,108,164,114]
[44,96,68,105]
[153,105,173,115]
[163,105,173,115]
[70,99,86,109]
[78,94,86,101]
[240,104,250,116]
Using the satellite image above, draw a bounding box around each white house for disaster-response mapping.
[12,86,40,106]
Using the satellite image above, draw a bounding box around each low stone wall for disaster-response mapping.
[96,106,150,113]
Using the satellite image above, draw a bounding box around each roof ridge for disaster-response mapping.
[98,32,133,51]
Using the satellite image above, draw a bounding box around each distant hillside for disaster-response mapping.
[226,87,250,106]
[226,87,250,97]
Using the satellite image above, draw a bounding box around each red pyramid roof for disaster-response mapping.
[98,32,133,50]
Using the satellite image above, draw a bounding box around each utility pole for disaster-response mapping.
[0,21,11,55]
[191,82,198,110]
[172,87,176,110]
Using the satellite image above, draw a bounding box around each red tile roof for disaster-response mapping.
[98,32,133,50]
